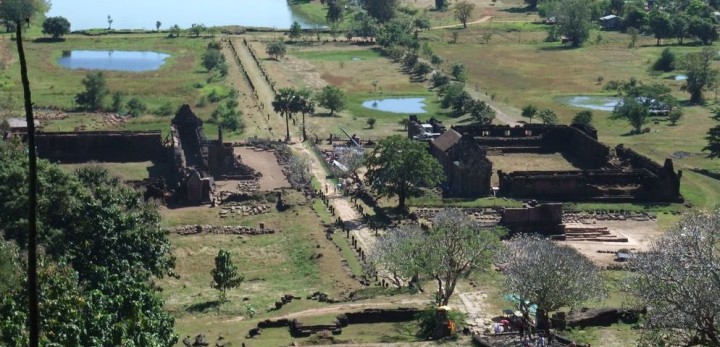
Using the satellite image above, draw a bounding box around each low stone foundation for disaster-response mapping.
[170,224,276,235]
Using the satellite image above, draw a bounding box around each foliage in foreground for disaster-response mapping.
[627,209,720,346]
[0,142,177,346]
[498,234,605,331]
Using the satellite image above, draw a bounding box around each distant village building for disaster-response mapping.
[0,117,41,139]
[599,15,621,30]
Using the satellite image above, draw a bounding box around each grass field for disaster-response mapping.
[59,161,152,181]
[0,34,241,139]
[415,12,720,209]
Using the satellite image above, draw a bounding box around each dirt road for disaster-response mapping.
[227,36,287,140]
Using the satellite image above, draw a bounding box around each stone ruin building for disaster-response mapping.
[27,104,257,205]
[409,117,683,203]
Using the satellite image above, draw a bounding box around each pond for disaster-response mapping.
[557,95,621,112]
[361,98,427,114]
[58,50,170,72]
[674,74,688,81]
[47,0,312,30]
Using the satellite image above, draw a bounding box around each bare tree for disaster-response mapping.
[333,148,364,184]
[498,234,606,331]
[369,225,420,288]
[285,154,311,188]
[627,209,720,346]
[373,209,504,305]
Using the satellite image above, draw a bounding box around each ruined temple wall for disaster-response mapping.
[546,127,610,168]
[615,145,664,174]
[36,131,163,163]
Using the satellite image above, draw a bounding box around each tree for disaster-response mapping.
[363,0,398,22]
[667,107,683,125]
[435,0,448,10]
[612,96,649,134]
[155,20,161,31]
[682,48,717,104]
[537,108,559,125]
[703,108,720,158]
[572,110,593,126]
[289,21,302,41]
[653,47,675,72]
[524,0,540,10]
[412,61,431,79]
[326,0,344,25]
[366,117,376,128]
[467,99,495,124]
[372,209,503,305]
[440,83,466,109]
[431,71,450,88]
[364,136,444,209]
[672,14,689,44]
[41,16,70,39]
[126,97,147,117]
[273,87,298,142]
[623,5,648,30]
[75,72,109,111]
[316,85,346,116]
[285,154,312,188]
[551,0,591,47]
[266,41,287,60]
[498,234,605,332]
[451,62,467,82]
[349,11,380,42]
[201,48,225,72]
[107,15,113,30]
[454,1,475,29]
[110,91,124,113]
[169,24,181,37]
[211,250,243,303]
[688,16,718,45]
[188,23,205,37]
[292,88,315,142]
[0,148,177,345]
[648,10,673,46]
[521,104,537,123]
[0,0,50,28]
[627,26,639,48]
[627,209,720,346]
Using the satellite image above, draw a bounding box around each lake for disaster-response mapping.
[362,98,427,114]
[47,0,311,31]
[558,95,622,112]
[58,50,170,71]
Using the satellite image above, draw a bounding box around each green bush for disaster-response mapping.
[653,47,675,72]
[126,97,147,117]
[154,102,176,117]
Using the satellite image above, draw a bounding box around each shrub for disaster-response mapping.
[154,102,175,117]
[431,72,451,88]
[196,95,208,107]
[208,89,224,103]
[367,118,377,128]
[653,47,675,72]
[126,97,147,117]
[572,110,593,126]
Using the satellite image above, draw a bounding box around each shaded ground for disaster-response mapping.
[234,147,291,191]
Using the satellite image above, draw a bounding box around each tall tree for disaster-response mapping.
[211,250,244,303]
[291,88,315,142]
[627,209,720,346]
[155,20,161,31]
[648,10,673,46]
[0,0,50,30]
[612,96,649,134]
[289,21,303,41]
[537,108,559,125]
[315,85,346,116]
[521,104,537,124]
[326,0,344,25]
[363,0,398,22]
[498,234,605,332]
[41,16,71,39]
[75,71,109,111]
[682,47,717,104]
[703,108,720,159]
[454,1,475,28]
[551,0,591,47]
[435,0,448,10]
[572,110,593,126]
[373,209,503,305]
[364,136,444,209]
[266,40,287,60]
[524,0,540,10]
[467,99,495,124]
[273,87,298,142]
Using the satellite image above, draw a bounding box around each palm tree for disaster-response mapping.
[292,88,315,142]
[273,88,297,142]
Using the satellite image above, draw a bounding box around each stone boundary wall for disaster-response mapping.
[36,131,163,163]
[170,224,276,235]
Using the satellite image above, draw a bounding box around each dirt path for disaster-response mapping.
[228,36,287,140]
[432,16,492,29]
